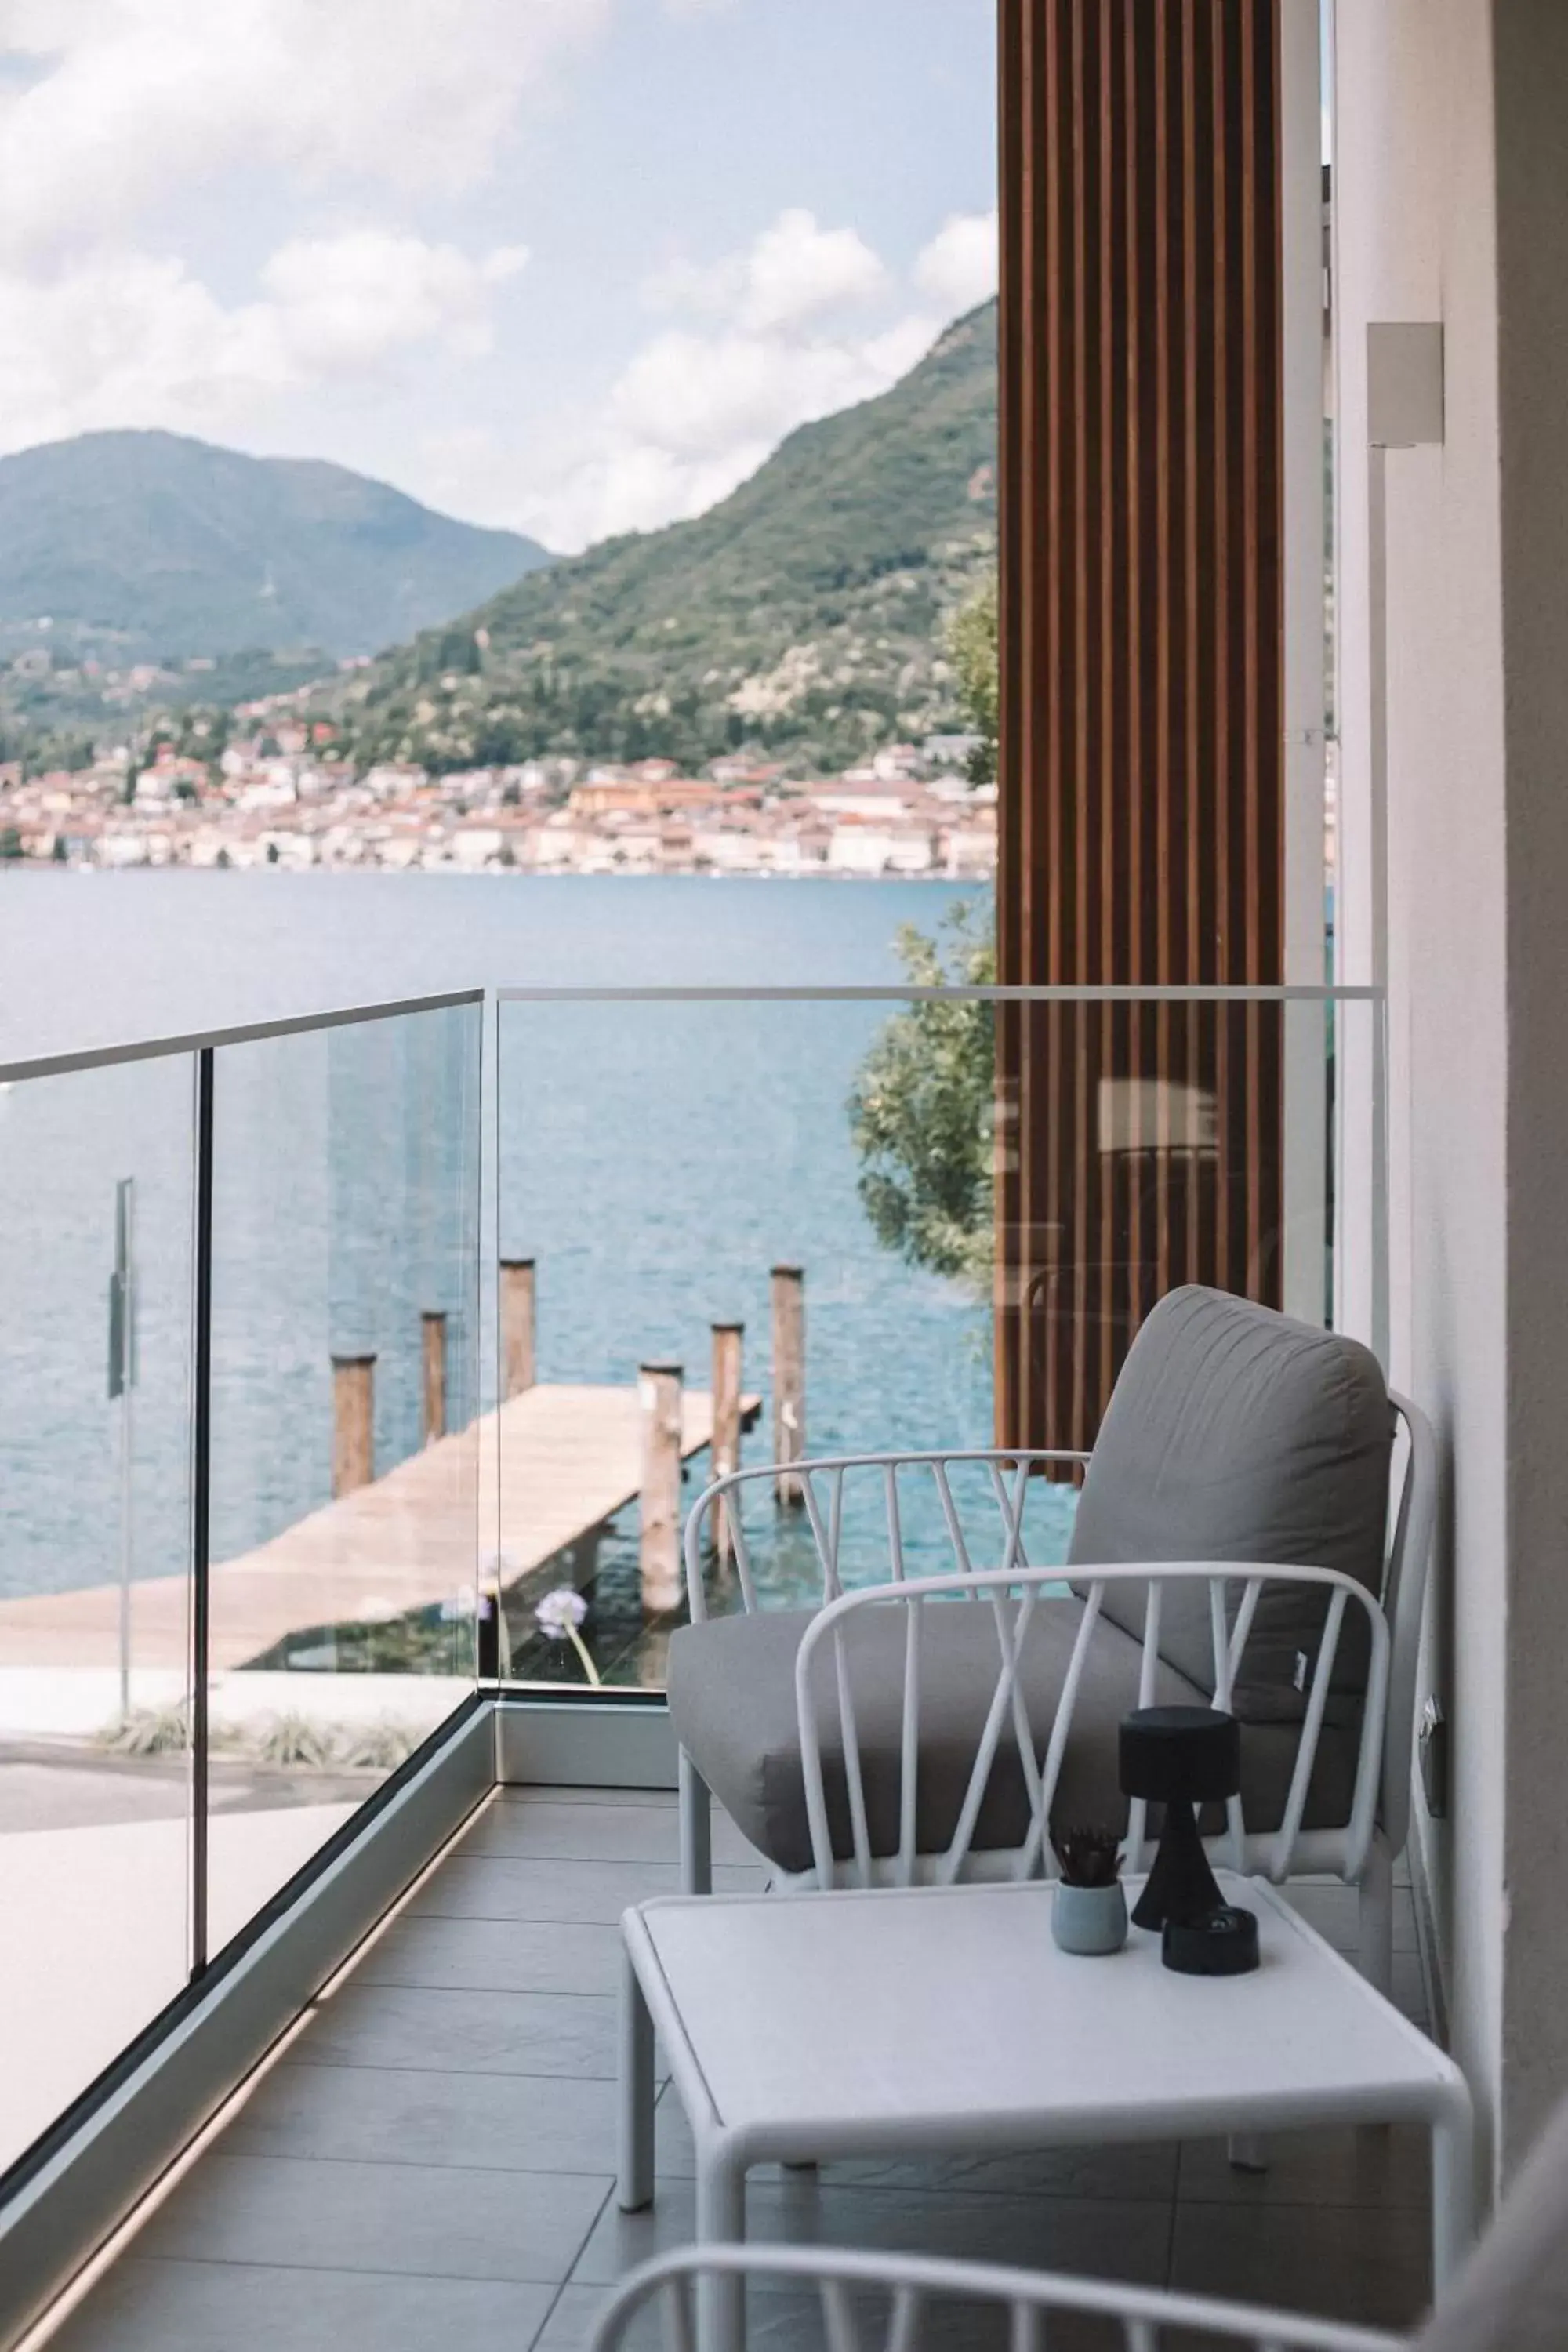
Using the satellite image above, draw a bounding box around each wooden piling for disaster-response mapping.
[709,1322,744,1560]
[421,1312,447,1446]
[500,1258,537,1399]
[771,1264,805,1507]
[638,1359,684,1614]
[332,1354,376,1497]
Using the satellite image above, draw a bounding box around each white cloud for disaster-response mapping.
[0,0,608,266]
[262,233,528,374]
[914,207,999,315]
[0,232,529,456]
[645,208,887,334]
[497,309,941,551]
[439,205,945,550]
[0,252,282,448]
[415,299,943,553]
[738,208,887,332]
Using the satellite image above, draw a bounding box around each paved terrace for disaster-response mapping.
[53,1788,1435,2352]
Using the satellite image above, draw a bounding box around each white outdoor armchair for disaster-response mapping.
[586,2244,1401,2352]
[670,1288,1435,1995]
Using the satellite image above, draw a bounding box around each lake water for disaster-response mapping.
[0,872,1071,1677]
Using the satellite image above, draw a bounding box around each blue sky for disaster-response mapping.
[0,0,997,550]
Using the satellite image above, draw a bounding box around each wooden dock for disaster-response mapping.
[0,1382,759,1676]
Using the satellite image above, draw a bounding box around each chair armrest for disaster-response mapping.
[795,1560,1392,1891]
[681,1449,1092,1621]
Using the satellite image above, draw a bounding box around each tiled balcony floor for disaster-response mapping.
[54,1788,1435,2351]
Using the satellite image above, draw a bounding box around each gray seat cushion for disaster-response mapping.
[1069,1285,1394,1721]
[668,1594,1361,1875]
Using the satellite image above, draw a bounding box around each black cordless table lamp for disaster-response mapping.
[1119,1704,1240,1934]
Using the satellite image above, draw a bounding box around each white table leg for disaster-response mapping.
[618,1945,655,2212]
[1357,1835,1395,1999]
[1431,2095,1476,2292]
[695,2151,745,2352]
[680,1748,713,1896]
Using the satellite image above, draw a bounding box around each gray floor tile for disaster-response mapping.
[461,1800,682,1864]
[464,1798,757,1867]
[1178,2122,1432,2210]
[406,1855,761,1923]
[136,2152,609,2285]
[498,1784,677,1808]
[651,2089,1178,2201]
[533,2281,677,2352]
[53,2256,554,2352]
[293,1981,618,2078]
[1170,2198,1432,2330]
[226,2061,624,2175]
[355,1913,624,1995]
[570,2176,1172,2288]
[822,2142,1182,2203]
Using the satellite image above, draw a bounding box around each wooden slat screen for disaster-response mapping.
[996,0,1285,1454]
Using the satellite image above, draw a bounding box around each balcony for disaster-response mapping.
[0,982,1422,2352]
[47,1788,1435,2351]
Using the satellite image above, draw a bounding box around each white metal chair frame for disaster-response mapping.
[586,2243,1405,2352]
[795,1559,1388,1896]
[678,1399,1436,1998]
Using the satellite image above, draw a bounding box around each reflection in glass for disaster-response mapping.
[205,1004,481,1958]
[494,993,1373,1693]
[0,1056,194,2179]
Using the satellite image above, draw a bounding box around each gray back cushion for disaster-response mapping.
[1068,1286,1393,1719]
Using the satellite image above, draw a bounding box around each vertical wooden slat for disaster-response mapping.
[996,0,1286,1455]
[1212,0,1234,1284]
[1153,0,1175,1315]
[1069,0,1091,1449]
[1127,0,1151,1356]
[1098,0,1119,1416]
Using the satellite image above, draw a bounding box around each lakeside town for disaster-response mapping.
[0,703,996,880]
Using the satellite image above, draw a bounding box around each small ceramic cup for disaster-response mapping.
[1051,1878,1129,1957]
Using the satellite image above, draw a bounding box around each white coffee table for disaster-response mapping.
[619,1872,1473,2351]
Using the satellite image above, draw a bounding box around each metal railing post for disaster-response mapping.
[191,1047,215,1977]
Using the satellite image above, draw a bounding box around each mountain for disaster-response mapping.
[332,299,997,776]
[0,431,552,662]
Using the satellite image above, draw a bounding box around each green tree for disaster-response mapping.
[946,572,998,786]
[848,902,995,1288]
[0,825,24,861]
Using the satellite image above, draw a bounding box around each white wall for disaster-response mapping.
[1337,0,1568,2182]
[1334,0,1509,2183]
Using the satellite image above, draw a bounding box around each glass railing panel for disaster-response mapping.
[494,987,1381,1696]
[205,1002,481,1957]
[0,1053,195,2179]
[493,990,1044,1694]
